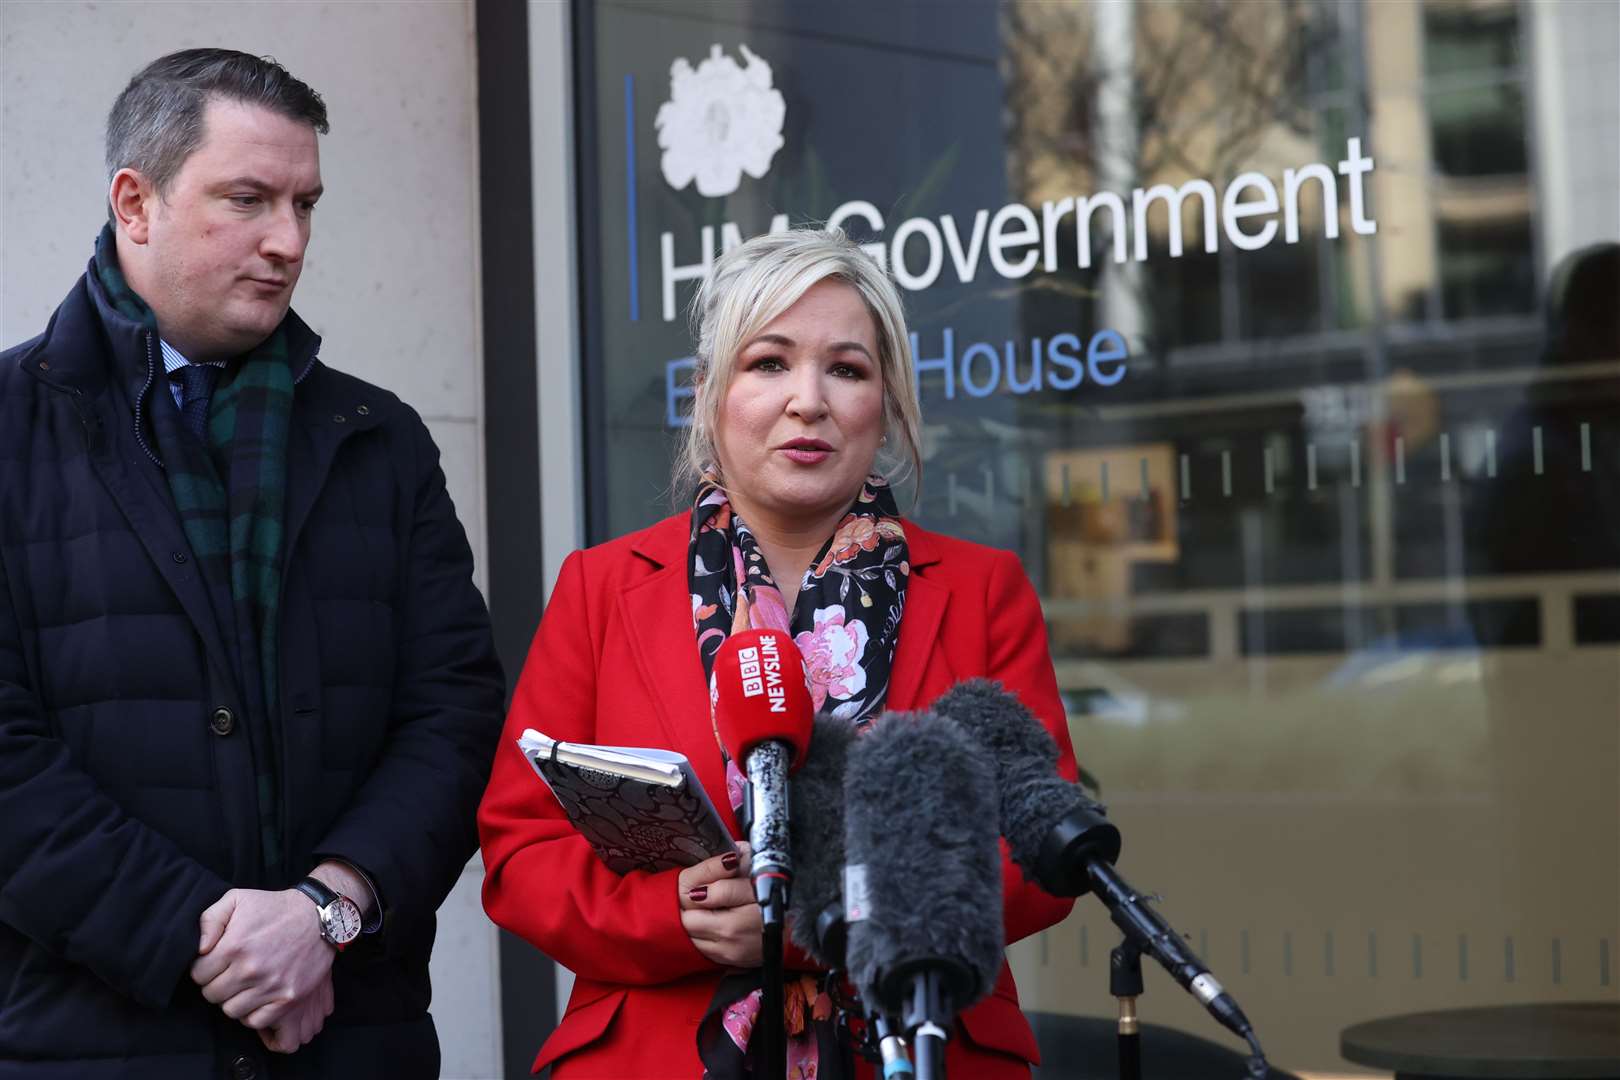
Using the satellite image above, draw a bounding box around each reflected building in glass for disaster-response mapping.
[574,0,1619,1071]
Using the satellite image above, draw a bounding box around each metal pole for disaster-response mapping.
[1111,939,1145,1080]
[759,921,785,1080]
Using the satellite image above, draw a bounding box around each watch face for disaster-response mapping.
[324,897,363,944]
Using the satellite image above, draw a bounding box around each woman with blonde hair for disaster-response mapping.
[479,228,1079,1077]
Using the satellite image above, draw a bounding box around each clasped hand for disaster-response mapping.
[679,841,764,969]
[190,889,335,1053]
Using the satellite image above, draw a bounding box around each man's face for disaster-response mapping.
[139,98,322,360]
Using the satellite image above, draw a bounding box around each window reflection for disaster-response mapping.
[580,0,1620,1070]
[1423,0,1522,80]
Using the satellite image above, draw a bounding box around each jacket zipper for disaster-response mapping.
[131,331,163,469]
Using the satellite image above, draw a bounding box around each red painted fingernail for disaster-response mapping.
[721,852,739,871]
[688,886,708,903]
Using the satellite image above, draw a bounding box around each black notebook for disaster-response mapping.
[517,728,737,875]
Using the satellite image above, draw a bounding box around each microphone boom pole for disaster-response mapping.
[746,737,791,1080]
[931,679,1271,1079]
[712,629,817,1080]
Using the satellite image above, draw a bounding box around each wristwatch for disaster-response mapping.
[294,876,363,951]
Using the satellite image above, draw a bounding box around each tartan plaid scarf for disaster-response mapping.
[94,225,293,873]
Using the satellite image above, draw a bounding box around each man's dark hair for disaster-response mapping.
[105,48,329,222]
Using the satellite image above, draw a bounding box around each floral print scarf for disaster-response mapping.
[688,472,909,1079]
[690,472,909,722]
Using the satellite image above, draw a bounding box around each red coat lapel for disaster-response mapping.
[887,523,952,711]
[618,517,740,837]
[609,515,952,831]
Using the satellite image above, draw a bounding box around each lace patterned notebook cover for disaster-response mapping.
[517,728,737,874]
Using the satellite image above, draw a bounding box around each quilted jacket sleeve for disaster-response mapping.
[0,548,231,1007]
[478,550,716,987]
[311,407,506,953]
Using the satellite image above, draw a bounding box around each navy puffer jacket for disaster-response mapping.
[0,263,504,1078]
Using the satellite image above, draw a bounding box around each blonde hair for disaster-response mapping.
[672,227,923,503]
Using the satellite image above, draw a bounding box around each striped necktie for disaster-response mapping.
[172,363,220,442]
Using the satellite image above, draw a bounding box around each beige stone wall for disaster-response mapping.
[0,4,501,1076]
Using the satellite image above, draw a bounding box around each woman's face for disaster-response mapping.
[712,279,886,533]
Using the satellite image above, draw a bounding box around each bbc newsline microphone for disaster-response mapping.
[931,679,1260,1050]
[843,710,1004,1079]
[711,629,815,928]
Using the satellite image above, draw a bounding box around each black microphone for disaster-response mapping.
[931,679,1260,1049]
[843,710,1004,1078]
[787,717,914,1079]
[931,679,1120,891]
[786,714,857,966]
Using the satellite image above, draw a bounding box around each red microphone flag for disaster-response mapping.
[711,628,814,773]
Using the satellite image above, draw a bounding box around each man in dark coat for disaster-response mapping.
[0,49,504,1078]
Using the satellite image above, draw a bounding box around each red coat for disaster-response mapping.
[479,514,1079,1078]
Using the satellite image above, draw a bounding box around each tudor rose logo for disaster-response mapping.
[655,44,785,198]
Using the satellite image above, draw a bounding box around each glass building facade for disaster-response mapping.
[572,0,1619,1072]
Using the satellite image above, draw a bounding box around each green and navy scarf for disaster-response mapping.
[94,226,293,873]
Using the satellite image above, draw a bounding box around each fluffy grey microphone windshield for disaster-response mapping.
[786,715,858,963]
[932,679,1089,884]
[842,710,1004,1017]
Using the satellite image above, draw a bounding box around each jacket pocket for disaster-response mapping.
[531,988,627,1074]
[957,989,1042,1066]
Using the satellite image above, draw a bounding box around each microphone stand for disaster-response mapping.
[759,911,785,1080]
[871,1013,916,1079]
[899,967,954,1080]
[1087,861,1272,1080]
[1039,807,1272,1079]
[742,780,789,1080]
[1109,937,1144,1080]
[819,910,916,1079]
